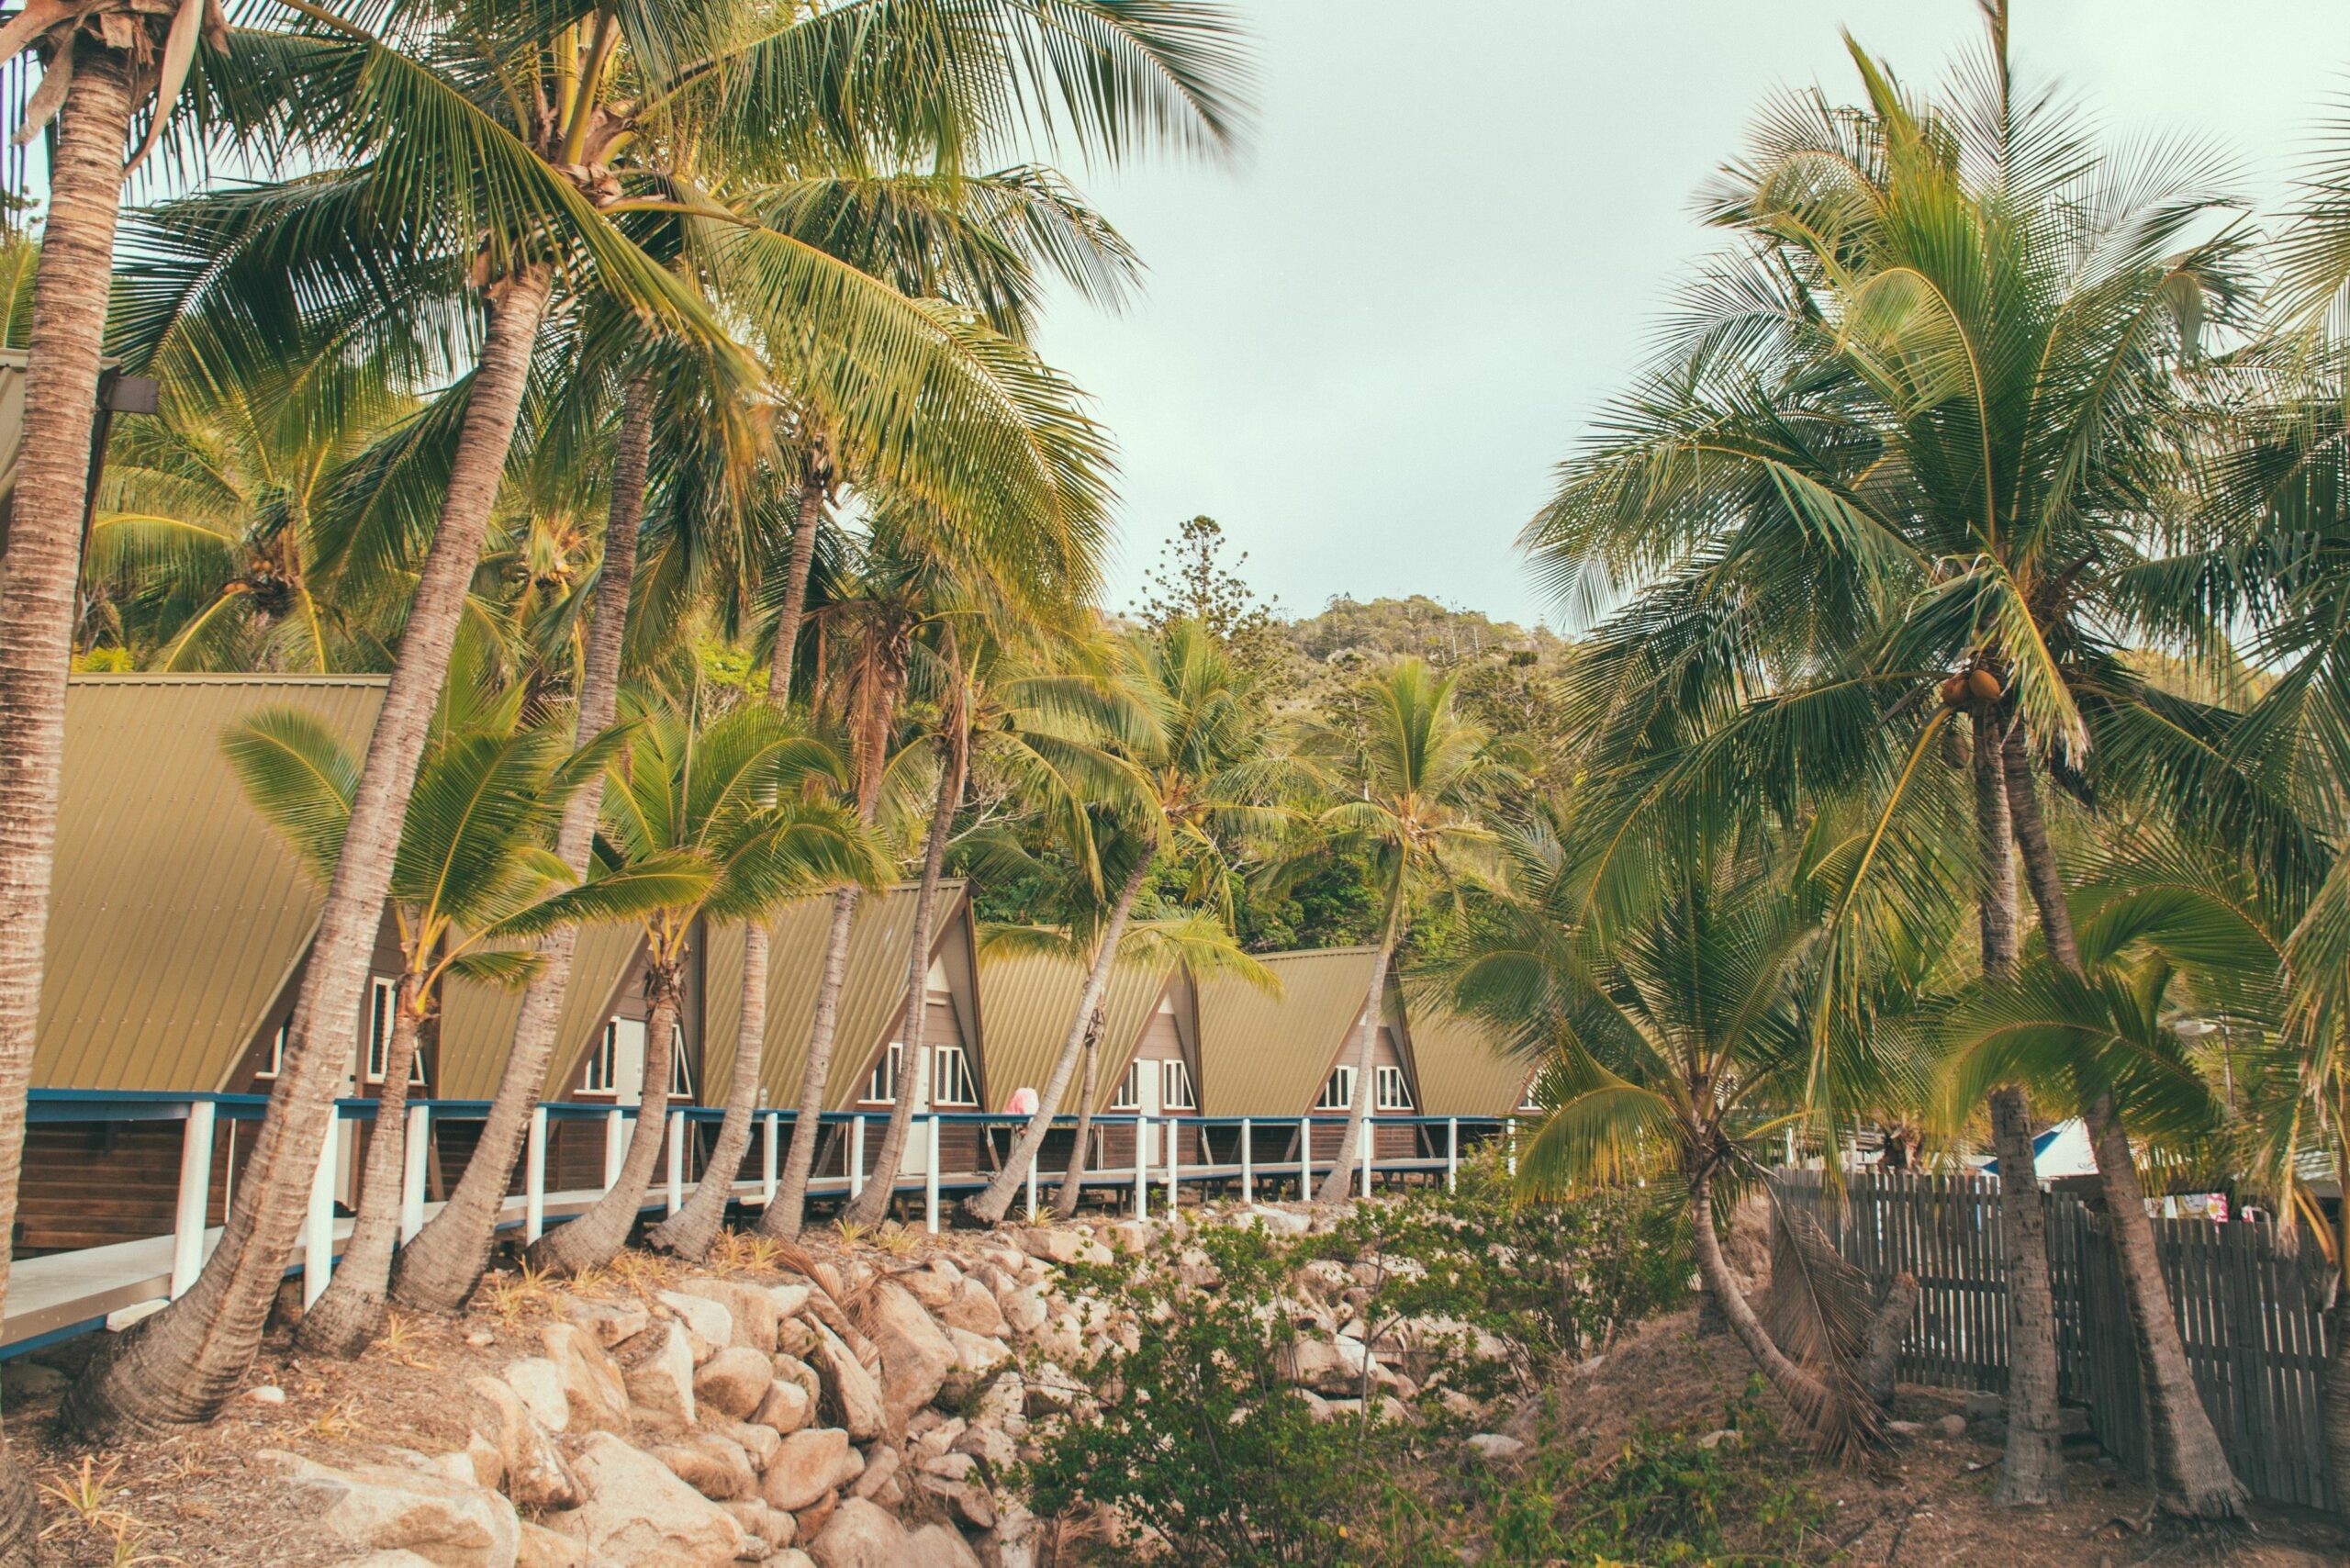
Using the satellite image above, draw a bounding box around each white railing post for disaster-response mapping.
[1133,1115,1149,1223]
[1166,1120,1179,1213]
[171,1100,217,1298]
[762,1113,779,1207]
[849,1115,866,1199]
[666,1111,685,1215]
[924,1115,941,1234]
[1239,1117,1253,1205]
[1360,1118,1372,1198]
[304,1106,339,1306]
[602,1107,625,1192]
[1506,1119,1517,1178]
[399,1103,431,1244]
[1446,1117,1459,1194]
[525,1107,548,1242]
[1024,1125,1038,1219]
[1299,1116,1312,1199]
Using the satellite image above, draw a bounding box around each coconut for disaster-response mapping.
[1965,668,2003,702]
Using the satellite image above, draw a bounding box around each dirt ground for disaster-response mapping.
[1540,1306,2350,1568]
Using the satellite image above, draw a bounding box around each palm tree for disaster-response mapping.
[219,702,669,1355]
[963,617,1277,1224]
[530,700,884,1274]
[1517,8,2251,1513]
[1287,659,1515,1205]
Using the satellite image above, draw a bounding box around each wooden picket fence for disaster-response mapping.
[1771,1168,2339,1511]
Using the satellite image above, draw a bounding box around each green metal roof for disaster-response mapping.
[437,923,646,1102]
[39,675,388,1092]
[1405,1007,1530,1117]
[1196,946,1383,1117]
[975,950,1175,1114]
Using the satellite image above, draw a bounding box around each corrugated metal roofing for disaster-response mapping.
[976,951,1174,1114]
[701,880,971,1111]
[1195,946,1382,1117]
[1407,1008,1530,1117]
[437,923,646,1102]
[38,675,388,1092]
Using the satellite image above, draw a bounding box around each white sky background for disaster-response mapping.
[1035,0,2350,632]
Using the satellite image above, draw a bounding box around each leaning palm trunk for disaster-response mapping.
[1971,711,2067,1505]
[390,373,651,1314]
[2002,724,2244,1518]
[769,463,829,708]
[1315,924,1397,1204]
[2326,1130,2350,1510]
[531,982,681,1274]
[0,41,140,1546]
[1691,1167,1835,1419]
[296,977,425,1357]
[1050,1009,1103,1221]
[646,922,769,1260]
[967,857,1155,1225]
[761,887,863,1238]
[67,265,555,1438]
[842,752,966,1226]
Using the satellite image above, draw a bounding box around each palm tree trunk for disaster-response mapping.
[530,976,681,1274]
[388,369,650,1314]
[769,463,828,707]
[296,972,424,1358]
[968,857,1155,1225]
[1316,916,1398,1205]
[646,911,769,1260]
[66,263,555,1439]
[2002,723,2244,1518]
[1691,1166,1835,1420]
[1973,710,2066,1505]
[760,886,863,1239]
[1050,1009,1103,1221]
[0,37,137,1549]
[842,745,966,1226]
[2324,1126,2350,1512]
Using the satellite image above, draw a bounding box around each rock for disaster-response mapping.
[621,1318,701,1433]
[905,1523,984,1568]
[1935,1414,1969,1439]
[654,1431,757,1501]
[762,1428,865,1514]
[995,1286,1047,1340]
[938,1279,1007,1338]
[539,1323,630,1434]
[978,1501,1039,1568]
[721,1417,783,1471]
[901,1266,960,1311]
[267,1450,520,1568]
[1464,1434,1525,1462]
[657,1290,736,1361]
[767,1283,812,1322]
[466,1375,581,1510]
[810,1325,886,1442]
[764,1554,816,1568]
[1695,1428,1740,1450]
[1102,1220,1151,1254]
[515,1521,585,1568]
[772,1354,822,1403]
[942,1328,1012,1398]
[847,1445,899,1501]
[677,1280,782,1352]
[561,1296,651,1349]
[1963,1390,2005,1420]
[912,1471,995,1531]
[806,1498,911,1568]
[697,1346,778,1421]
[466,1330,497,1349]
[501,1357,571,1434]
[777,1316,817,1360]
[1016,1227,1081,1265]
[1295,1260,1351,1301]
[550,1431,746,1567]
[1,1362,65,1403]
[242,1383,287,1406]
[952,1422,1017,1473]
[1281,1335,1396,1394]
[1237,1205,1312,1237]
[328,1554,439,1568]
[859,1281,957,1427]
[1888,1419,1926,1437]
[792,1492,838,1544]
[754,1379,815,1436]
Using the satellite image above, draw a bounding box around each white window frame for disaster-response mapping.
[666,1024,691,1101]
[864,1041,903,1104]
[1374,1063,1413,1112]
[1315,1065,1356,1112]
[1109,1060,1143,1111]
[931,1044,977,1107]
[1161,1058,1196,1111]
[256,1021,288,1081]
[364,976,396,1083]
[1518,1078,1543,1113]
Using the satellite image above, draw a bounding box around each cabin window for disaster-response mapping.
[362,978,427,1087]
[1374,1063,1413,1111]
[667,1027,691,1100]
[581,1018,682,1100]
[1315,1065,1357,1112]
[933,1045,977,1106]
[1161,1058,1196,1110]
[583,1022,621,1095]
[865,1042,903,1104]
[1110,1061,1142,1111]
[1518,1080,1543,1113]
[256,1021,288,1081]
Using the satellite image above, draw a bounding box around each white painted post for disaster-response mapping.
[603,1108,625,1191]
[1024,1129,1038,1219]
[849,1116,866,1199]
[399,1103,431,1243]
[304,1107,339,1306]
[924,1116,941,1234]
[666,1111,685,1215]
[1133,1115,1149,1223]
[1446,1117,1459,1194]
[1299,1116,1312,1199]
[1239,1117,1253,1205]
[525,1107,548,1243]
[171,1100,217,1298]
[1360,1119,1372,1199]
[1166,1120,1179,1212]
[1506,1120,1517,1178]
[762,1114,779,1206]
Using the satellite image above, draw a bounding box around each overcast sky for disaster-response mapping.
[1035,0,2350,632]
